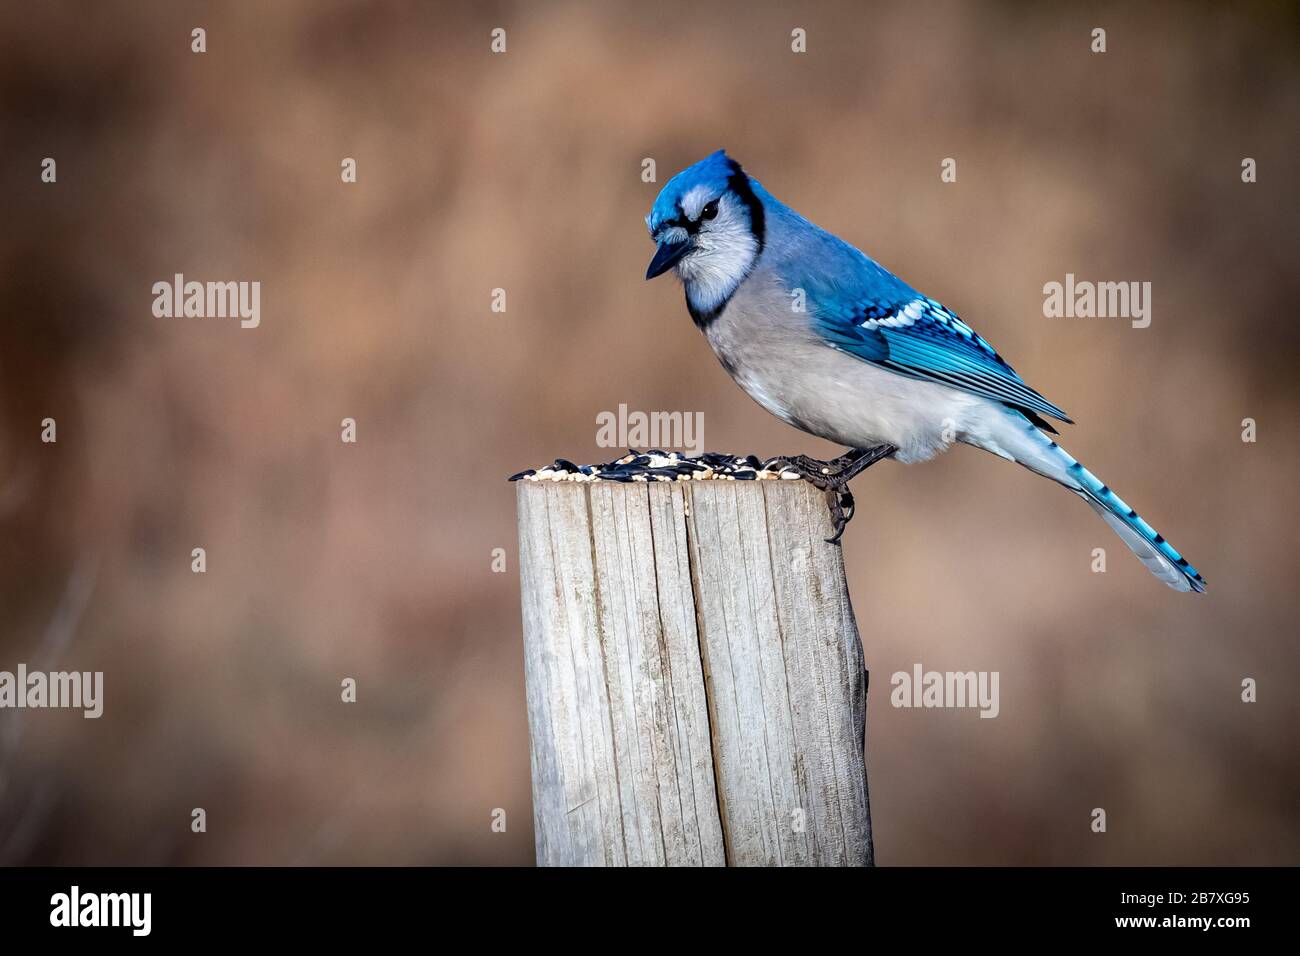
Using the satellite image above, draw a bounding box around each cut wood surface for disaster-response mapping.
[517,479,872,866]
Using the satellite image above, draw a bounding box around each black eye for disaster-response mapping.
[700,199,719,221]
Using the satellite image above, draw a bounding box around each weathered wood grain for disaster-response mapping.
[517,479,872,866]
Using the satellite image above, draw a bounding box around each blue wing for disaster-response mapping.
[809,286,1072,427]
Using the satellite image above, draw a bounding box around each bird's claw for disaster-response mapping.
[825,487,855,544]
[761,445,895,545]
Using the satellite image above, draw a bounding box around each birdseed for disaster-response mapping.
[508,450,802,484]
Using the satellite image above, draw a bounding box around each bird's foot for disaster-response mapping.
[761,445,897,544]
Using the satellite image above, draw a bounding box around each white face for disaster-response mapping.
[672,186,760,315]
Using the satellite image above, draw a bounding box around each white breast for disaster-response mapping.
[703,275,991,464]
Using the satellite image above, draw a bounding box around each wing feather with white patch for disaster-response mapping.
[811,294,1073,426]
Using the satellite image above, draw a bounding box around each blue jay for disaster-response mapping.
[644,150,1205,592]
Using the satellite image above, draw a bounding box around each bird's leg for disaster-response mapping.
[761,444,896,487]
[761,445,897,543]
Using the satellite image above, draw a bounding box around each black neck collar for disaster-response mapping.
[687,161,766,330]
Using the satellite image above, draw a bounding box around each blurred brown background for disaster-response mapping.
[1,0,1298,865]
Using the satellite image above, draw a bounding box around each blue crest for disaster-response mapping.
[647,150,736,233]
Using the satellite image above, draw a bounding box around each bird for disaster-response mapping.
[644,150,1205,592]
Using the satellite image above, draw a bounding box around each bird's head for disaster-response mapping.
[645,150,766,315]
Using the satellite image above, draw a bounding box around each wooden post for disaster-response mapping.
[516,478,873,866]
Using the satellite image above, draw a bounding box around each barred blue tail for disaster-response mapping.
[984,413,1206,593]
[1077,486,1205,593]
